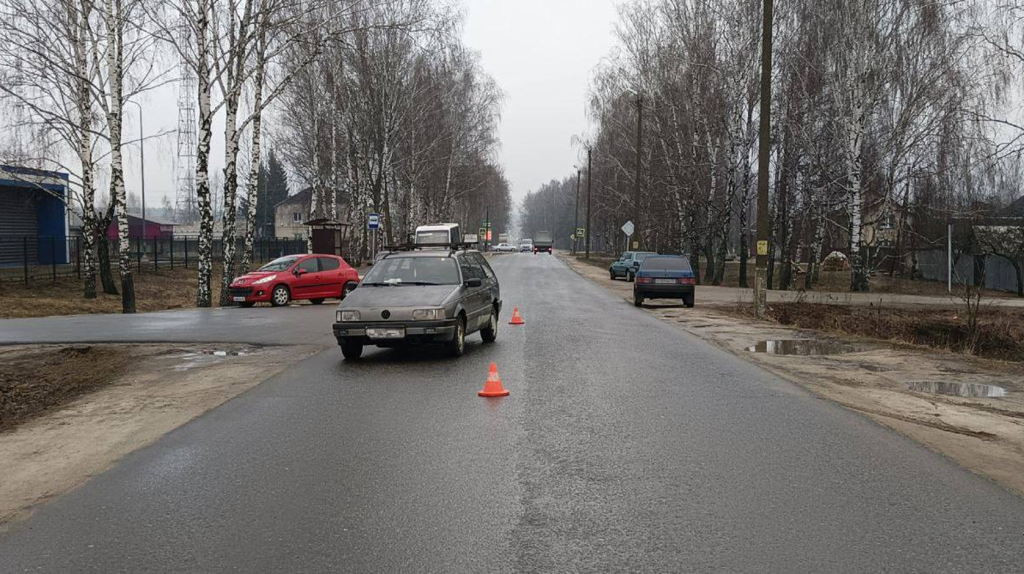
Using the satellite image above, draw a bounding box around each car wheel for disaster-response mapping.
[310,298,325,305]
[481,308,498,343]
[626,271,635,282]
[609,270,616,280]
[340,339,363,360]
[634,292,643,307]
[239,302,255,308]
[447,316,466,357]
[683,293,695,308]
[270,285,291,307]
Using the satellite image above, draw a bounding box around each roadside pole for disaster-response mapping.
[633,92,643,251]
[754,0,774,318]
[947,220,952,293]
[585,148,592,259]
[573,170,581,254]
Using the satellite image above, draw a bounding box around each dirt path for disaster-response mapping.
[0,343,318,527]
[561,254,1024,498]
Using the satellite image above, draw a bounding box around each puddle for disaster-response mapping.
[907,382,1008,399]
[747,340,870,356]
[171,349,248,371]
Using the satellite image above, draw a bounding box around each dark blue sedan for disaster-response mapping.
[633,255,696,308]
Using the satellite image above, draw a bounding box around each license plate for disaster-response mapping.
[654,278,676,285]
[233,296,247,302]
[367,328,405,340]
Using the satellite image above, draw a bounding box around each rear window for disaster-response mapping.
[642,256,691,271]
[634,252,656,262]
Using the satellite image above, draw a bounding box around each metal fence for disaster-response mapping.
[916,249,1022,293]
[0,235,307,286]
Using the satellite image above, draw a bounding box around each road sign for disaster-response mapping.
[464,233,479,243]
[576,227,585,238]
[621,221,635,237]
[757,240,769,256]
[632,241,639,249]
[367,213,380,230]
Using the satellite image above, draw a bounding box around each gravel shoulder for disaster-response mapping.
[560,253,1024,498]
[0,343,318,528]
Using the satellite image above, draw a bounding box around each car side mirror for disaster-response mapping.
[294,268,308,276]
[465,278,483,288]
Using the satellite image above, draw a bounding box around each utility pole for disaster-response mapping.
[129,100,147,241]
[754,0,774,317]
[633,92,643,251]
[573,169,581,254]
[585,147,592,259]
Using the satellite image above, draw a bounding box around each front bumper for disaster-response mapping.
[333,318,458,346]
[228,285,273,303]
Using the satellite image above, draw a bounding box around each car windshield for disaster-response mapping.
[642,256,692,272]
[361,256,460,285]
[258,256,300,272]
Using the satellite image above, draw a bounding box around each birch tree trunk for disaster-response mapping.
[239,33,268,276]
[75,0,97,299]
[195,0,215,307]
[105,0,135,313]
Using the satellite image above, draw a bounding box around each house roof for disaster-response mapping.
[1001,196,1024,218]
[273,187,351,210]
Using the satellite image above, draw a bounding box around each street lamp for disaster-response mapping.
[126,100,147,241]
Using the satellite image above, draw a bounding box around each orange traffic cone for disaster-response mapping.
[508,306,525,325]
[478,362,510,397]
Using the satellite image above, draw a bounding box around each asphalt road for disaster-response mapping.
[2,253,1023,572]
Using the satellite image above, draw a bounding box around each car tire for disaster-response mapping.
[340,339,363,360]
[481,308,498,343]
[634,292,643,307]
[683,293,695,308]
[447,316,466,357]
[270,285,291,307]
[626,271,635,282]
[609,270,616,280]
[239,302,255,308]
[310,298,325,305]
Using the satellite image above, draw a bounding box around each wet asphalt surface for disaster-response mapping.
[1,254,1024,572]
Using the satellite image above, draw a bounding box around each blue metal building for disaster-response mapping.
[0,165,70,266]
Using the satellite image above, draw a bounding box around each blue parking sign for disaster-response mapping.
[368,213,380,230]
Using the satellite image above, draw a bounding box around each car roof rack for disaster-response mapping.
[382,242,476,253]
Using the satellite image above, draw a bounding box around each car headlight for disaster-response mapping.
[412,308,444,321]
[339,310,361,322]
[252,275,276,285]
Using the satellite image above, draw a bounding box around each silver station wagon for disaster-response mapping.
[333,247,501,360]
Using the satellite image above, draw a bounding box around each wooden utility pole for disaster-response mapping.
[754,0,773,317]
[573,169,581,254]
[586,148,592,259]
[634,93,643,250]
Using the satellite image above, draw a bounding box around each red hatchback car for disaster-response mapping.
[228,254,359,307]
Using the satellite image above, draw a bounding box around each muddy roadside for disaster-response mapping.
[0,343,318,528]
[560,253,1024,498]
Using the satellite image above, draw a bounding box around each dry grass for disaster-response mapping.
[0,345,133,431]
[0,268,224,319]
[729,302,1024,362]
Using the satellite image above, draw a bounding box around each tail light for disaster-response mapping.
[637,277,653,284]
[678,277,695,285]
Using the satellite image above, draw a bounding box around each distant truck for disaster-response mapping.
[533,231,553,254]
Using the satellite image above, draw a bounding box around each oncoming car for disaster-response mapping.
[494,243,517,253]
[333,247,501,360]
[228,254,359,307]
[519,239,533,252]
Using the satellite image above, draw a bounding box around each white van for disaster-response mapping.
[415,223,461,246]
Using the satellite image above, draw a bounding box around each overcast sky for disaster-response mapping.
[118,0,620,211]
[461,0,619,201]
